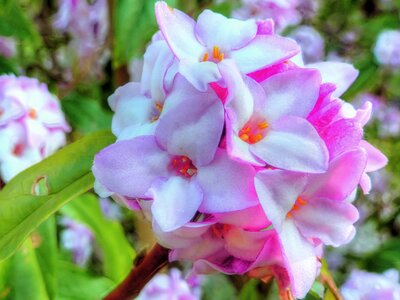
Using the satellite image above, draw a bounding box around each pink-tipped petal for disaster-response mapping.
[93,136,170,198]
[360,140,388,172]
[149,177,203,232]
[252,116,329,173]
[294,197,359,247]
[231,35,300,74]
[304,148,368,200]
[195,10,257,50]
[259,68,321,122]
[308,62,359,97]
[279,220,318,299]
[155,1,204,60]
[156,75,224,166]
[198,149,258,213]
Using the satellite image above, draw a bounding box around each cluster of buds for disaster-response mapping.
[0,75,69,182]
[93,2,387,298]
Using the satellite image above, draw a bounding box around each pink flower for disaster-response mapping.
[137,269,201,300]
[0,36,16,58]
[341,269,400,300]
[254,148,367,297]
[0,75,70,181]
[155,1,299,91]
[221,60,329,173]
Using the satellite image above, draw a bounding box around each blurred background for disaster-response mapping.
[0,0,399,299]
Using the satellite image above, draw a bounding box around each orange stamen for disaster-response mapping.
[202,53,209,61]
[213,46,220,59]
[258,121,269,129]
[28,109,37,119]
[239,133,249,141]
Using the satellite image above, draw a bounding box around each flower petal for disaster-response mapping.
[179,60,221,92]
[92,136,170,198]
[156,75,224,166]
[304,148,367,200]
[149,177,203,232]
[360,140,388,172]
[195,9,257,50]
[307,62,358,97]
[259,68,321,122]
[251,116,329,173]
[279,220,318,299]
[294,197,359,246]
[198,148,258,213]
[255,169,308,231]
[155,1,204,60]
[231,35,300,74]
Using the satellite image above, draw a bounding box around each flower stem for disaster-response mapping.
[103,243,170,300]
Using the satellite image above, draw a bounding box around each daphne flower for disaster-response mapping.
[341,269,400,300]
[137,269,201,300]
[221,60,328,173]
[0,75,69,182]
[254,148,367,297]
[155,1,299,91]
[0,36,16,58]
[60,218,94,266]
[374,30,400,68]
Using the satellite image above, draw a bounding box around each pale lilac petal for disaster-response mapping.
[252,116,329,173]
[259,68,321,122]
[304,148,367,200]
[319,118,363,159]
[215,205,271,231]
[195,10,257,50]
[231,35,300,74]
[92,136,170,197]
[0,98,24,125]
[360,140,388,172]
[179,60,221,92]
[198,149,258,213]
[140,40,175,101]
[149,177,203,232]
[156,75,224,166]
[307,62,359,97]
[116,122,157,142]
[279,220,317,299]
[108,82,142,111]
[354,101,372,126]
[155,2,205,60]
[255,169,308,231]
[294,198,359,246]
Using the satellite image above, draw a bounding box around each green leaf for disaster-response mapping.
[55,261,114,300]
[61,194,135,282]
[35,217,58,299]
[113,0,177,66]
[239,279,261,300]
[0,0,41,44]
[202,274,237,300]
[61,92,112,134]
[1,239,49,300]
[0,130,115,262]
[362,239,400,272]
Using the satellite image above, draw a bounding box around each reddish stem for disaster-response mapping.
[103,244,170,300]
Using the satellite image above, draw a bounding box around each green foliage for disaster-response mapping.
[0,131,115,262]
[362,239,400,272]
[61,194,135,282]
[61,92,113,135]
[113,0,177,67]
[202,274,237,300]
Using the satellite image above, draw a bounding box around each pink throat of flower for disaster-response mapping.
[239,118,269,144]
[202,46,225,63]
[169,155,197,178]
[12,143,25,157]
[286,197,307,218]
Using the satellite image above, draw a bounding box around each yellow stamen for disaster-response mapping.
[258,121,269,129]
[213,46,220,59]
[239,133,249,141]
[202,53,209,62]
[219,53,224,61]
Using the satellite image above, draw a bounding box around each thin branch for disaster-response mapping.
[103,243,170,300]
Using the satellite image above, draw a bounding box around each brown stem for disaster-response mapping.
[103,243,170,300]
[320,272,343,300]
[0,178,4,190]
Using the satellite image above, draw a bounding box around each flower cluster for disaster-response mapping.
[93,2,387,298]
[374,30,400,69]
[0,75,70,182]
[137,269,202,300]
[341,269,400,299]
[53,0,109,77]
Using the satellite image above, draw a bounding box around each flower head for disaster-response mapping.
[374,30,400,68]
[0,75,69,182]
